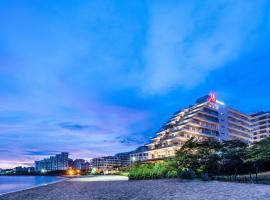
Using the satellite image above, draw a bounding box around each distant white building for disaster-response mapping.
[35,152,68,172]
[90,156,121,170]
[73,159,90,170]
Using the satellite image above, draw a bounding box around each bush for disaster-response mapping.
[128,162,172,180]
[120,172,129,177]
[178,168,196,179]
[201,173,209,181]
[167,170,178,178]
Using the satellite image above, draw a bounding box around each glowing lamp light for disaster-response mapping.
[68,169,74,176]
[216,100,225,105]
[208,93,216,103]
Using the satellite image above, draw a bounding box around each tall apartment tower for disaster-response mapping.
[35,152,69,172]
[250,111,270,142]
[145,93,252,161]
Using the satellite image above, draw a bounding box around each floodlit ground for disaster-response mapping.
[1,175,270,200]
[69,175,128,182]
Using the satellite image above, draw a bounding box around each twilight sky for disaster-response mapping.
[0,0,270,168]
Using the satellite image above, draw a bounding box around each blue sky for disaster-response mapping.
[0,0,270,168]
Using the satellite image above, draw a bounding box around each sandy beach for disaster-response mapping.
[1,175,270,200]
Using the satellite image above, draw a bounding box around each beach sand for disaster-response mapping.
[0,175,270,200]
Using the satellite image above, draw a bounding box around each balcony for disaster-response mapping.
[189,120,218,131]
[228,119,251,130]
[228,127,251,137]
[182,126,219,137]
[194,116,219,125]
[228,111,250,122]
[228,130,251,139]
[228,123,250,133]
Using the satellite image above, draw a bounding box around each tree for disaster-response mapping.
[220,140,248,177]
[246,137,270,180]
[175,137,222,176]
[175,137,200,171]
[195,139,222,175]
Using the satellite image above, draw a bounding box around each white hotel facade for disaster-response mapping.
[131,93,262,162]
[250,111,270,142]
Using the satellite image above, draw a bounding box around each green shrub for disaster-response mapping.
[167,170,178,178]
[201,173,209,181]
[128,162,171,180]
[195,168,204,178]
[178,168,196,179]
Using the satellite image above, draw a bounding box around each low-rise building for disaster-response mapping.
[90,156,121,169]
[15,166,35,173]
[115,152,132,167]
[129,146,149,163]
[73,159,90,171]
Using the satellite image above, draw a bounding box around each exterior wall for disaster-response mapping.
[250,111,270,142]
[227,108,252,143]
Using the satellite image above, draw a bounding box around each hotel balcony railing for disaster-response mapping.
[228,123,250,132]
[160,134,177,141]
[228,127,251,137]
[182,126,219,137]
[252,115,270,121]
[150,143,180,151]
[202,108,219,116]
[253,121,270,127]
[228,119,251,129]
[228,131,251,139]
[194,115,219,124]
[190,120,218,130]
[228,112,250,122]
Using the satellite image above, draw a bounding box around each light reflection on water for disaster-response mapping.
[0,176,64,195]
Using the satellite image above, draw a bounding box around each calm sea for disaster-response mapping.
[0,176,65,195]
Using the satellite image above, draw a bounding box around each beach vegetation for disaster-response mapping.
[128,137,270,181]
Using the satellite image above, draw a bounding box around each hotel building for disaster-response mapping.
[250,111,270,142]
[131,93,253,162]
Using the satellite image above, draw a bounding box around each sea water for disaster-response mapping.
[0,176,64,195]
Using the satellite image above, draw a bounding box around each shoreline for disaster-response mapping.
[1,176,270,200]
[0,176,69,196]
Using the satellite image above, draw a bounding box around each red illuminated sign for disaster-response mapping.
[208,93,216,103]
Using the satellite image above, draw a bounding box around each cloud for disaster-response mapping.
[58,122,99,131]
[24,150,58,156]
[0,100,150,168]
[117,135,148,145]
[142,0,266,93]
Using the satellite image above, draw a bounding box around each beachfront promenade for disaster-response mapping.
[1,175,270,200]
